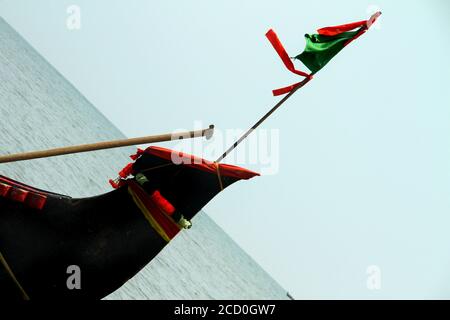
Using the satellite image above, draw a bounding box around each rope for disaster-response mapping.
[214,162,224,191]
[128,187,172,242]
[140,163,174,174]
[0,250,30,300]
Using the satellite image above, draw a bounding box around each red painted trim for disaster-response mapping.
[142,146,260,180]
[25,193,47,210]
[0,177,48,210]
[0,176,49,196]
[9,187,29,203]
[0,183,12,197]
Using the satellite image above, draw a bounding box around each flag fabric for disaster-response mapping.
[266,12,381,96]
[295,30,360,74]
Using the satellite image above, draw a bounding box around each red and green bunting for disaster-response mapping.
[266,12,381,96]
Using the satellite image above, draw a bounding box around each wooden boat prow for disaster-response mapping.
[0,146,259,299]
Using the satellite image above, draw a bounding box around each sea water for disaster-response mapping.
[0,17,287,300]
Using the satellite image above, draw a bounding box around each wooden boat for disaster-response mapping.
[0,146,259,299]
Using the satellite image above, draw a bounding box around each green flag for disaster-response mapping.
[295,30,360,73]
[266,12,381,95]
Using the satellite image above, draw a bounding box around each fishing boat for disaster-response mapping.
[0,12,380,300]
[0,146,259,299]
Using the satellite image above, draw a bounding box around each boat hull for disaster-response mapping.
[0,147,259,299]
[0,177,166,299]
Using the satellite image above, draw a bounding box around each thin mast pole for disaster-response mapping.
[216,77,312,163]
[0,125,214,164]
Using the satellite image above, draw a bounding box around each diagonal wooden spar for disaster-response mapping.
[0,125,215,164]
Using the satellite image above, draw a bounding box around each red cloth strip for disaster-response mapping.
[118,163,134,178]
[367,11,382,28]
[128,180,180,240]
[317,20,367,36]
[272,82,303,96]
[317,12,381,36]
[109,179,120,189]
[266,29,309,77]
[130,148,144,160]
[343,12,382,47]
[150,190,176,216]
[266,29,311,96]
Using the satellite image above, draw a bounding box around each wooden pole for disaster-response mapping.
[0,125,214,164]
[216,76,312,162]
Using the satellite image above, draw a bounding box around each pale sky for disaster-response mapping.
[1,0,450,298]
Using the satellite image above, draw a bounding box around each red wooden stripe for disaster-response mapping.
[8,187,29,203]
[25,193,47,210]
[0,183,12,197]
